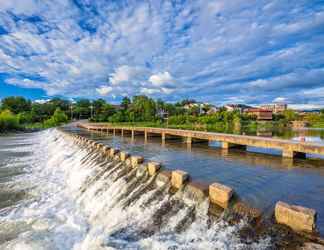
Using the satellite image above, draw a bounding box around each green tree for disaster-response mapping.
[1,96,31,114]
[130,95,156,122]
[0,110,20,132]
[74,99,91,119]
[121,97,131,110]
[282,109,298,121]
[44,108,68,127]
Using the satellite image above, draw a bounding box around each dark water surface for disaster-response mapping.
[64,126,324,235]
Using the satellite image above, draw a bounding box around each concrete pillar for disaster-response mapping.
[221,141,246,150]
[282,149,306,159]
[120,151,129,161]
[171,170,189,189]
[144,131,148,143]
[109,148,119,157]
[113,129,116,136]
[147,162,161,176]
[131,130,135,141]
[209,182,234,209]
[131,156,144,168]
[121,129,124,137]
[161,132,166,144]
[186,136,192,145]
[275,201,316,233]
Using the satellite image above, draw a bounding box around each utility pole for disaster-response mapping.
[70,104,73,120]
[90,105,94,120]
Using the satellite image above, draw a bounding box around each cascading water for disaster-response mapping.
[0,129,271,249]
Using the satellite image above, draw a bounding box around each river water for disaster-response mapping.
[0,127,323,249]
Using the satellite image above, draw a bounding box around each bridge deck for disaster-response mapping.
[77,123,324,158]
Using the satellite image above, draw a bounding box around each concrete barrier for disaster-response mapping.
[110,148,120,157]
[147,162,161,176]
[131,156,144,168]
[209,182,233,209]
[275,201,317,233]
[171,170,189,189]
[120,151,130,161]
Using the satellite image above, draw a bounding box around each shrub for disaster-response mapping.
[43,108,68,128]
[0,110,20,132]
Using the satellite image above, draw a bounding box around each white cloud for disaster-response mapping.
[96,86,113,96]
[34,99,50,104]
[148,72,173,86]
[109,65,145,85]
[273,97,287,103]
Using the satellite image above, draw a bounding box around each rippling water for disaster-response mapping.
[66,126,324,236]
[0,129,272,249]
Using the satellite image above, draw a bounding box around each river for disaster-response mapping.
[0,127,323,249]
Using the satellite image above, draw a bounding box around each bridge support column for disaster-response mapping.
[121,129,124,137]
[131,130,135,141]
[161,132,166,147]
[282,149,306,159]
[144,131,148,142]
[221,141,246,150]
[186,136,192,145]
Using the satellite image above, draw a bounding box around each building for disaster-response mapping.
[206,106,219,114]
[245,108,273,120]
[260,103,287,114]
[224,104,251,113]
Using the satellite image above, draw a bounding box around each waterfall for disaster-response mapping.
[0,129,270,250]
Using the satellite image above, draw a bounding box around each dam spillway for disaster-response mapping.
[1,128,324,249]
[66,124,324,236]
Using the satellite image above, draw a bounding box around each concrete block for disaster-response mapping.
[147,162,161,176]
[275,201,316,233]
[209,182,233,209]
[120,151,130,161]
[171,170,189,189]
[109,148,120,157]
[131,156,144,168]
[102,146,110,153]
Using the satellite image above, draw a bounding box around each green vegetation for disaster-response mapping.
[1,95,324,133]
[0,110,20,132]
[0,97,72,133]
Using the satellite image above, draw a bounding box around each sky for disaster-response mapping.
[0,0,324,109]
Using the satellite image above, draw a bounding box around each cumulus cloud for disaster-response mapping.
[96,86,113,96]
[109,65,145,85]
[0,0,323,106]
[149,72,173,86]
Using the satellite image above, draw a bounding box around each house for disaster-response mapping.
[206,106,219,115]
[260,103,287,114]
[225,104,252,113]
[245,108,273,120]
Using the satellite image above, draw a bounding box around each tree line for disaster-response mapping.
[1,95,324,133]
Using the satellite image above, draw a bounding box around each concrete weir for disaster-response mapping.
[63,130,323,247]
[78,123,324,159]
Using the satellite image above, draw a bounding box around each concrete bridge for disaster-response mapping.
[77,123,324,159]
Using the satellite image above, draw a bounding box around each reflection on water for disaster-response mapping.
[64,126,324,235]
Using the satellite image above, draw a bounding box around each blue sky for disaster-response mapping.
[0,0,324,109]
